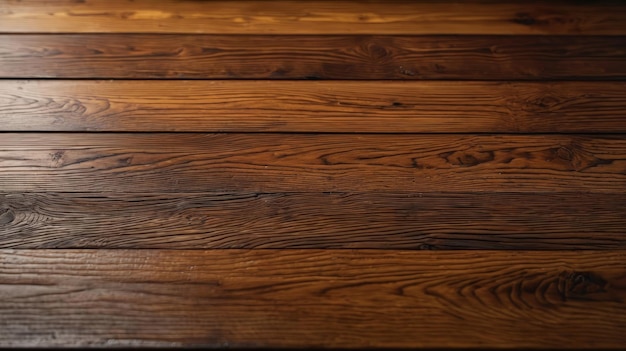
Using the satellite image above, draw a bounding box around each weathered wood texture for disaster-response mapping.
[1,192,624,250]
[1,250,625,348]
[1,35,625,79]
[2,80,625,133]
[2,0,626,35]
[1,133,624,193]
[2,0,626,348]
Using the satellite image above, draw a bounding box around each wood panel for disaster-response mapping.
[2,1,625,349]
[3,80,626,133]
[1,250,625,348]
[2,0,626,35]
[2,35,625,79]
[1,133,624,193]
[1,192,624,250]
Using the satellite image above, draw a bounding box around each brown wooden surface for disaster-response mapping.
[1,192,624,250]
[1,133,624,193]
[2,0,626,35]
[2,35,625,79]
[2,80,626,133]
[1,249,625,348]
[2,1,626,348]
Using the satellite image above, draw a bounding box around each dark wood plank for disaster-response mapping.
[3,80,626,133]
[1,192,624,249]
[1,35,625,79]
[0,133,624,193]
[2,1,626,35]
[1,249,625,348]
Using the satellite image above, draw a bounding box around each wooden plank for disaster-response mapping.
[0,133,624,193]
[1,249,625,348]
[2,0,626,35]
[1,192,624,250]
[1,35,625,79]
[3,80,626,133]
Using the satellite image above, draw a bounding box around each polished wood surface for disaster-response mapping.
[1,192,624,249]
[1,0,625,348]
[1,250,625,348]
[2,80,625,133]
[2,35,625,79]
[1,133,624,193]
[3,0,626,35]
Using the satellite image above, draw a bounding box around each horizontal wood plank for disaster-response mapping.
[1,35,625,79]
[0,133,624,193]
[2,80,626,133]
[1,249,625,348]
[1,192,624,249]
[2,0,626,35]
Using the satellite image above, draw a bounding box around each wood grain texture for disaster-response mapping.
[1,133,624,193]
[3,80,626,133]
[2,35,625,79]
[1,192,625,250]
[1,249,625,348]
[2,0,626,35]
[2,0,625,349]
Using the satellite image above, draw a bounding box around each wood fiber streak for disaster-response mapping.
[1,192,625,250]
[2,0,626,35]
[1,250,625,348]
[2,80,626,133]
[1,35,625,79]
[0,133,624,193]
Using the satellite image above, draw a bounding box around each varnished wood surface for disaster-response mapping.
[2,35,625,79]
[2,80,626,133]
[1,192,624,250]
[1,249,625,348]
[2,1,626,348]
[2,0,626,35]
[1,133,624,193]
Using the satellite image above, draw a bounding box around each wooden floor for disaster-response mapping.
[1,0,625,348]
